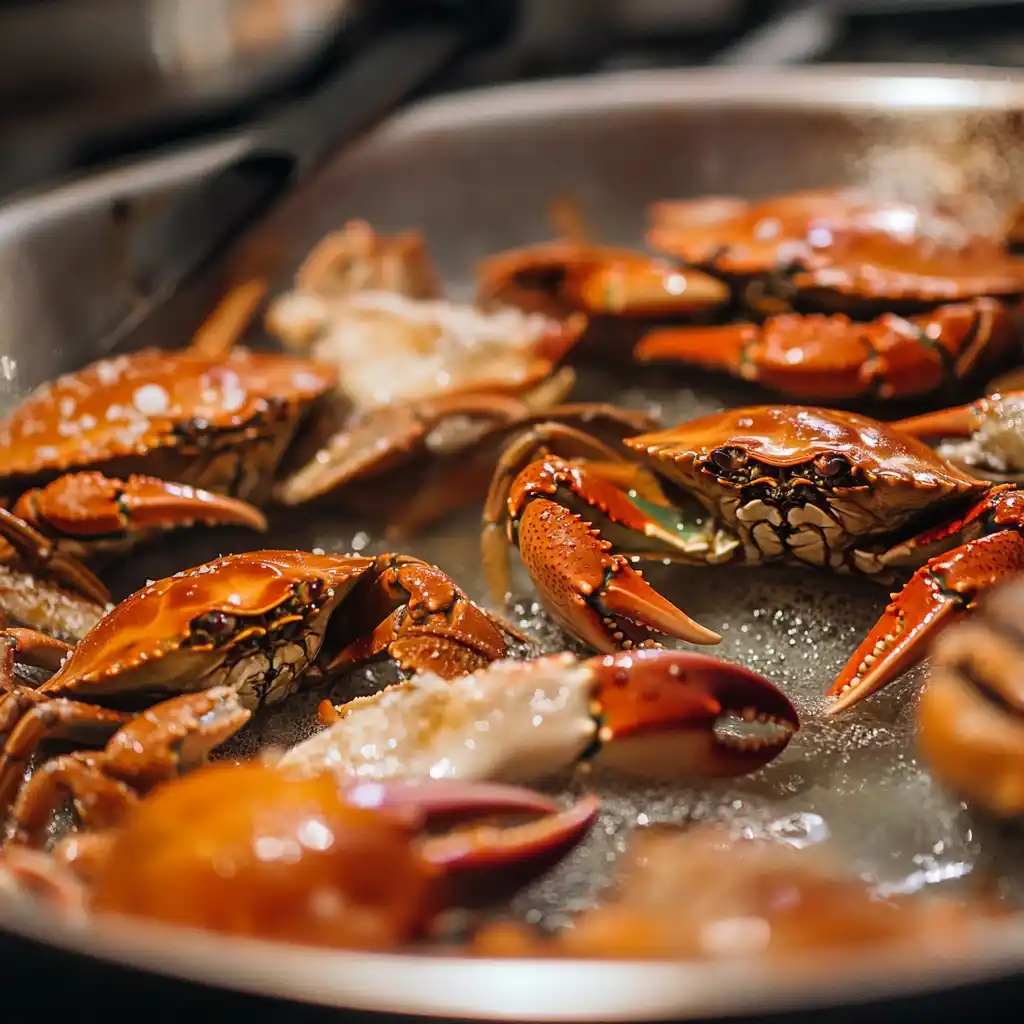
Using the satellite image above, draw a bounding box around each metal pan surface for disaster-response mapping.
[3,65,1024,1019]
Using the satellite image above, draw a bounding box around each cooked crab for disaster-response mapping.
[478,189,1024,402]
[263,221,658,534]
[0,336,339,638]
[0,697,597,950]
[917,577,1024,818]
[483,404,1024,715]
[279,649,798,786]
[473,824,998,960]
[0,548,517,814]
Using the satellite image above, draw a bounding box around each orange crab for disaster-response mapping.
[0,339,338,636]
[483,404,1024,714]
[0,548,518,815]
[478,189,1024,403]
[0,690,598,948]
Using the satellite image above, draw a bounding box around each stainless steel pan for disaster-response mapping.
[3,66,1024,1020]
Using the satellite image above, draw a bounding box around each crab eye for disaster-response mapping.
[202,611,237,636]
[711,446,747,472]
[301,579,324,602]
[814,454,850,478]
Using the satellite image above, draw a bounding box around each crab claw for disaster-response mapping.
[13,473,267,555]
[419,793,599,872]
[421,794,599,906]
[515,495,720,651]
[586,649,799,778]
[830,510,1024,713]
[341,779,597,906]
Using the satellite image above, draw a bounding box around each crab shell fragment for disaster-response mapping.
[280,649,799,785]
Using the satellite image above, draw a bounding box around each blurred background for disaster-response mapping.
[1,0,1023,200]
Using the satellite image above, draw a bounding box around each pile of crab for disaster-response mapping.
[1,188,1023,955]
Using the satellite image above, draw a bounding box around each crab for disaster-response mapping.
[84,763,597,947]
[0,687,597,948]
[0,339,339,637]
[917,577,1024,818]
[477,189,1024,403]
[279,649,798,786]
[473,824,998,960]
[0,548,518,815]
[262,220,658,535]
[482,404,1024,715]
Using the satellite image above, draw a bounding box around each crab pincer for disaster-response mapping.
[340,779,600,900]
[12,473,267,558]
[829,486,1024,714]
[483,423,724,652]
[283,649,799,786]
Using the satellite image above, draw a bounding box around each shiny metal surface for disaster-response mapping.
[2,66,1024,1018]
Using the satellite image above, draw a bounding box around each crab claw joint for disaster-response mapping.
[586,649,799,778]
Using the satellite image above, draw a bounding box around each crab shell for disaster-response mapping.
[0,348,337,499]
[38,550,374,709]
[626,406,987,555]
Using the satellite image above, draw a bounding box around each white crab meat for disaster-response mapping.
[278,653,597,785]
[267,290,560,411]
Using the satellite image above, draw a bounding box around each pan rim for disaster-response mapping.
[6,63,1024,1018]
[375,63,1024,143]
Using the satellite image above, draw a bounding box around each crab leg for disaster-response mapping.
[187,278,268,360]
[634,299,1016,402]
[486,424,728,650]
[890,399,993,441]
[0,628,73,677]
[13,473,267,557]
[0,508,109,606]
[326,553,514,680]
[476,241,730,320]
[829,486,1024,713]
[6,688,250,846]
[0,693,131,816]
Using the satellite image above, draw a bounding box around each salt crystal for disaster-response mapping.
[132,384,169,416]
